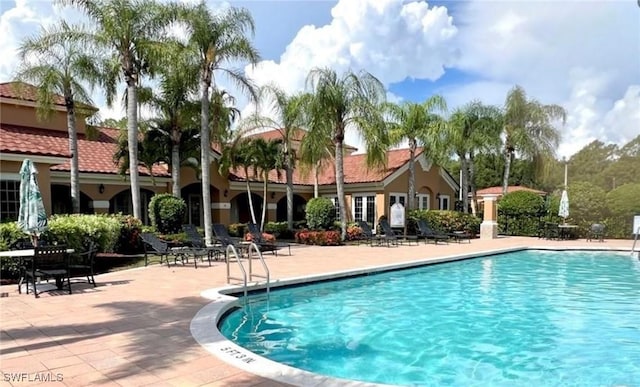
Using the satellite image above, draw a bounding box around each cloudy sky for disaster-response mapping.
[1,0,638,158]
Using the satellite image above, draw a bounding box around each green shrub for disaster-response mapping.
[346,222,363,241]
[305,197,336,230]
[148,194,186,234]
[265,221,293,239]
[44,214,121,253]
[498,191,546,236]
[408,210,481,236]
[0,222,28,279]
[227,223,247,238]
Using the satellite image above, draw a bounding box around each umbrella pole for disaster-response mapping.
[31,234,38,247]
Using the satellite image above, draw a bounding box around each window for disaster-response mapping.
[353,194,376,225]
[416,194,430,210]
[439,195,450,210]
[324,196,341,221]
[0,180,20,221]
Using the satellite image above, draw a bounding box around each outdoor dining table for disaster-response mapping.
[0,248,75,292]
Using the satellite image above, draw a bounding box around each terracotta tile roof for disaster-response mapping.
[476,186,547,196]
[1,82,66,106]
[248,128,359,152]
[0,81,97,111]
[0,124,71,158]
[230,147,423,186]
[0,124,168,176]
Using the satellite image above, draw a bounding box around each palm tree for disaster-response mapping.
[448,101,502,213]
[143,42,200,197]
[182,3,259,244]
[502,85,566,195]
[383,96,447,211]
[60,0,180,220]
[299,119,334,198]
[251,138,283,231]
[240,85,310,230]
[306,68,387,240]
[219,136,259,225]
[15,21,101,213]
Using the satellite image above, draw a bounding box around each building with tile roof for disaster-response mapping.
[0,81,459,229]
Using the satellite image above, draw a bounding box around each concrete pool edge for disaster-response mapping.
[190,245,634,387]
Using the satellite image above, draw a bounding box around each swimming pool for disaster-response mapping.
[214,250,640,386]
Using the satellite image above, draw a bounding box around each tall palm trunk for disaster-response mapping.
[244,167,258,225]
[502,148,513,196]
[313,165,319,198]
[408,138,416,210]
[261,173,268,231]
[200,78,213,244]
[335,128,347,240]
[458,153,469,213]
[171,125,181,197]
[65,98,80,214]
[126,81,141,219]
[468,153,478,216]
[285,152,294,230]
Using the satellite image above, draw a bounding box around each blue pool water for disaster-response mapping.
[218,250,640,386]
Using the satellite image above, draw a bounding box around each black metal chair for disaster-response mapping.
[182,224,223,264]
[587,223,605,242]
[379,219,419,246]
[416,220,449,245]
[23,245,72,298]
[246,223,291,255]
[355,221,377,246]
[139,232,196,268]
[69,242,97,287]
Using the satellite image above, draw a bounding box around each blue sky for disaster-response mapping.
[1,0,638,157]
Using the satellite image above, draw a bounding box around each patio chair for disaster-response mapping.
[355,221,377,246]
[69,241,97,287]
[416,220,449,245]
[182,224,224,264]
[587,223,605,242]
[139,232,197,268]
[543,222,560,240]
[379,219,418,246]
[246,223,291,256]
[24,245,72,298]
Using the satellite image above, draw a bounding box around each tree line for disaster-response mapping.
[15,0,574,243]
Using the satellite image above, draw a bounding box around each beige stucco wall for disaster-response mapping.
[1,103,88,133]
[382,165,456,211]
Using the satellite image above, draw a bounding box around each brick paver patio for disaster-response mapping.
[0,237,635,386]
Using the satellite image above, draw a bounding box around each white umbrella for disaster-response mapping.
[17,159,48,246]
[558,189,569,223]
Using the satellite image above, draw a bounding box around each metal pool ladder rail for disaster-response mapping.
[225,243,270,298]
[632,226,640,259]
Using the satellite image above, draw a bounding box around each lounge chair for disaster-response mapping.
[356,220,382,246]
[140,232,203,268]
[379,219,418,246]
[246,223,291,255]
[416,220,449,245]
[182,224,224,263]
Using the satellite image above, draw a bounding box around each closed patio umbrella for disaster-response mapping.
[18,159,48,246]
[558,189,569,224]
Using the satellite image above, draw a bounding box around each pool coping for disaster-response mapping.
[190,245,635,387]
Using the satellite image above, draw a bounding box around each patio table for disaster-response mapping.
[0,248,74,292]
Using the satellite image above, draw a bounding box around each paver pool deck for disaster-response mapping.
[0,236,635,386]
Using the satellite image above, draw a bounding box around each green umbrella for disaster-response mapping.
[18,159,48,246]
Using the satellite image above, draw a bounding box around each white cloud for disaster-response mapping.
[448,0,640,157]
[245,0,457,94]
